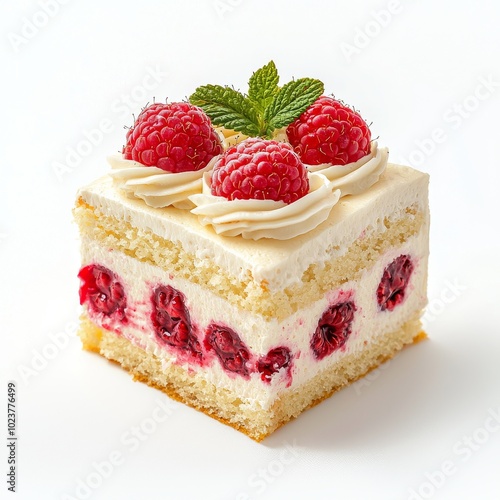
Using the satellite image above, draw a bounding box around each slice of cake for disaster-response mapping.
[74,62,429,441]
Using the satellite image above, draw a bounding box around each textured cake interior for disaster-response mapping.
[75,194,428,441]
[74,199,425,321]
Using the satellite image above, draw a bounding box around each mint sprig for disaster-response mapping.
[189,61,324,139]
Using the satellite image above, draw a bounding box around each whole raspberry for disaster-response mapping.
[123,102,223,173]
[286,96,371,166]
[211,138,309,204]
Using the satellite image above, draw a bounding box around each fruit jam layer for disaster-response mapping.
[74,169,428,320]
[78,230,427,410]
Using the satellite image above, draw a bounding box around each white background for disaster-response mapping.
[1,1,500,499]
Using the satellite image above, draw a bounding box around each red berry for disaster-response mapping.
[123,102,223,173]
[257,347,292,384]
[204,324,253,377]
[210,138,309,204]
[311,301,356,360]
[78,265,127,320]
[286,96,371,165]
[151,285,203,361]
[377,255,414,311]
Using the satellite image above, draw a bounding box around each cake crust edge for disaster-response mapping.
[78,313,426,442]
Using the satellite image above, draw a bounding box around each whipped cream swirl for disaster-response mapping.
[307,142,388,197]
[108,154,216,209]
[188,142,388,240]
[108,140,388,238]
[189,173,341,240]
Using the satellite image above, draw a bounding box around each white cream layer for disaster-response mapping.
[80,229,428,410]
[78,164,429,293]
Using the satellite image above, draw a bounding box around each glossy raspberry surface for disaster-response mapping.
[123,102,223,172]
[210,138,309,204]
[287,96,371,166]
[78,264,127,320]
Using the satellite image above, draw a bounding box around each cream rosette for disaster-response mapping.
[306,142,389,197]
[189,173,341,240]
[108,154,217,209]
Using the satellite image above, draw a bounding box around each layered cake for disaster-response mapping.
[74,62,429,441]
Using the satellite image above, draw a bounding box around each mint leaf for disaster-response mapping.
[190,84,260,136]
[190,65,325,139]
[248,60,279,112]
[264,78,324,134]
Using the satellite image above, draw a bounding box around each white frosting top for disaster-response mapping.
[189,173,341,240]
[108,154,216,209]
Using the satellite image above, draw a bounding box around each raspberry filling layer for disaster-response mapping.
[257,347,293,386]
[79,252,415,379]
[204,323,253,378]
[78,264,127,321]
[151,284,204,363]
[377,255,414,311]
[310,301,356,360]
